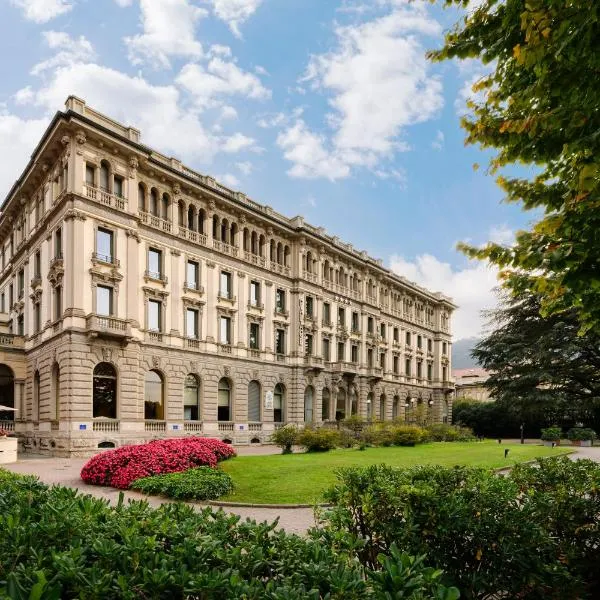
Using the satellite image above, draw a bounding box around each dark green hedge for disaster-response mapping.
[0,469,458,599]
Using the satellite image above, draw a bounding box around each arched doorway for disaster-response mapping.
[184,374,200,421]
[350,387,358,416]
[93,362,117,418]
[144,370,164,420]
[304,386,314,423]
[0,364,14,422]
[273,383,285,423]
[336,389,346,421]
[379,394,386,421]
[392,395,400,420]
[248,380,261,422]
[321,388,330,421]
[218,378,231,421]
[366,392,373,421]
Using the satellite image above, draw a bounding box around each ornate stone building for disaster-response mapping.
[0,97,455,456]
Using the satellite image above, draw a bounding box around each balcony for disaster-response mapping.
[322,319,333,328]
[147,331,164,343]
[218,343,232,354]
[184,421,203,433]
[269,261,291,277]
[184,282,205,295]
[331,361,358,376]
[303,270,318,284]
[0,334,25,350]
[248,348,261,359]
[213,240,239,257]
[92,419,120,433]
[185,338,201,350]
[274,308,289,318]
[178,226,208,247]
[139,210,172,233]
[249,422,263,432]
[145,420,166,433]
[244,251,266,267]
[144,270,168,285]
[247,302,264,311]
[49,256,64,270]
[92,252,120,268]
[84,183,127,211]
[304,355,324,371]
[217,293,236,304]
[275,353,287,363]
[86,314,132,342]
[366,366,383,381]
[218,422,234,432]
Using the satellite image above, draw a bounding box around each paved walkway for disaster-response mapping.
[4,445,599,535]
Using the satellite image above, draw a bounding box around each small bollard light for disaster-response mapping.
[504,449,510,459]
[497,439,502,444]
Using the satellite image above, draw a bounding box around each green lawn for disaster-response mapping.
[219,441,571,504]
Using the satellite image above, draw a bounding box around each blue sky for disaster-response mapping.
[0,0,533,340]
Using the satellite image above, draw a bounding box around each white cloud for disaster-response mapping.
[222,132,256,153]
[218,173,240,188]
[431,129,444,151]
[31,31,95,75]
[257,112,286,129]
[125,0,205,69]
[14,86,35,104]
[255,65,268,76]
[114,0,133,5]
[10,0,73,23]
[389,253,500,340]
[207,0,264,38]
[177,57,270,109]
[219,105,238,120]
[488,224,514,246]
[235,161,253,175]
[279,2,443,180]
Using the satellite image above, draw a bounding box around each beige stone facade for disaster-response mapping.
[0,97,455,456]
[453,368,492,402]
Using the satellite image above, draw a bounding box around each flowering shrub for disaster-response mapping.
[80,437,236,489]
[0,428,14,437]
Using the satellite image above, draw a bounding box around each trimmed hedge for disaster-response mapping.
[298,427,340,452]
[80,437,235,489]
[0,469,459,599]
[130,466,234,500]
[318,456,600,599]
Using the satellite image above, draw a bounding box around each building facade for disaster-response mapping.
[453,368,492,402]
[0,97,455,456]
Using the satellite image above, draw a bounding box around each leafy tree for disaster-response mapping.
[429,0,600,333]
[472,289,600,431]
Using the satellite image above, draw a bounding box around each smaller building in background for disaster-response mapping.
[453,368,492,402]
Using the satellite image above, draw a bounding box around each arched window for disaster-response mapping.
[284,246,290,267]
[270,239,275,261]
[33,370,40,422]
[248,380,261,422]
[336,389,346,421]
[392,395,400,419]
[277,242,283,265]
[306,251,312,273]
[178,201,185,226]
[93,362,117,419]
[150,188,159,216]
[138,183,146,212]
[243,228,250,252]
[259,234,265,257]
[161,193,170,220]
[350,388,357,415]
[198,209,206,234]
[213,215,220,240]
[321,388,330,421]
[221,219,229,244]
[273,383,285,423]
[251,231,258,255]
[184,374,200,421]
[230,223,238,247]
[218,378,231,421]
[366,392,373,421]
[304,386,314,423]
[379,394,386,421]
[144,370,164,420]
[99,161,110,192]
[52,363,60,420]
[0,365,14,421]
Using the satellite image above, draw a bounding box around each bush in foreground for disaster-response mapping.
[270,424,298,454]
[0,469,459,599]
[130,466,234,500]
[298,426,340,452]
[318,456,600,599]
[80,437,235,489]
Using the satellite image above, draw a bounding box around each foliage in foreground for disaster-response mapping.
[317,456,600,599]
[130,466,234,501]
[431,0,600,333]
[0,469,459,600]
[80,437,235,489]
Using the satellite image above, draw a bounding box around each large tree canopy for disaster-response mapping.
[472,289,600,428]
[430,0,600,332]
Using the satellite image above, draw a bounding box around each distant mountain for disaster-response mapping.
[452,337,482,369]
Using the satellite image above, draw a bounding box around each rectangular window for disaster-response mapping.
[406,331,411,345]
[85,164,95,186]
[351,311,359,332]
[34,251,41,278]
[427,363,433,381]
[33,302,41,333]
[186,308,199,339]
[417,361,422,379]
[323,302,331,325]
[338,307,345,327]
[322,337,331,361]
[405,359,411,377]
[368,316,374,334]
[250,280,260,306]
[275,288,286,313]
[113,176,124,198]
[305,296,314,317]
[393,356,399,375]
[9,285,13,309]
[275,328,285,354]
[18,269,24,298]
[187,260,199,289]
[97,228,114,263]
[0,293,4,313]
[97,285,113,316]
[54,285,62,320]
[220,316,231,345]
[55,228,62,259]
[249,322,260,349]
[367,348,373,367]
[443,366,447,381]
[148,248,162,279]
[148,299,162,331]
[17,314,24,336]
[220,271,232,298]
[393,327,399,342]
[427,338,433,352]
[442,342,447,355]
[380,323,386,338]
[305,333,313,355]
[380,352,386,369]
[337,341,345,361]
[351,344,358,363]
[184,378,199,421]
[417,335,422,349]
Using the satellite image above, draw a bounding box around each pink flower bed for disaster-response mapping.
[80,437,236,489]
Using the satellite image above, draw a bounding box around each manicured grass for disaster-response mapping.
[220,441,572,504]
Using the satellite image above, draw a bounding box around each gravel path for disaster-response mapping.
[4,444,599,535]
